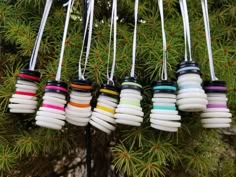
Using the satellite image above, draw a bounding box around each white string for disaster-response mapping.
[78,0,94,80]
[110,0,117,81]
[55,0,74,81]
[107,0,117,84]
[82,0,94,78]
[201,0,217,81]
[106,4,114,82]
[180,0,192,61]
[130,0,139,78]
[158,0,168,80]
[78,0,92,79]
[29,0,53,71]
[180,1,187,61]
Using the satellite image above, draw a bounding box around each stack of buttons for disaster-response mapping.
[90,84,119,134]
[35,80,68,130]
[8,69,40,113]
[114,77,144,127]
[65,79,93,126]
[200,81,232,128]
[176,61,208,112]
[150,81,181,132]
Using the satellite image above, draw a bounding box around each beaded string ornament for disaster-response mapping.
[200,0,232,128]
[149,0,181,132]
[176,0,208,112]
[35,0,74,130]
[90,0,119,134]
[8,0,53,113]
[114,0,144,127]
[65,0,94,127]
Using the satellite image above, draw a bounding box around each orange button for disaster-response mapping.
[70,83,92,90]
[69,101,90,108]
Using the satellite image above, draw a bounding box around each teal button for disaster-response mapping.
[153,86,177,91]
[153,105,176,110]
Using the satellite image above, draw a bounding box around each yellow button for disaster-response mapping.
[97,105,115,114]
[100,89,119,96]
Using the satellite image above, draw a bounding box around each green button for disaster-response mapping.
[120,99,140,107]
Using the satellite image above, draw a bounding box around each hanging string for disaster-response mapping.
[107,0,117,85]
[180,1,187,61]
[78,0,92,79]
[29,0,53,71]
[201,0,217,81]
[130,0,139,78]
[55,0,74,81]
[180,0,192,61]
[78,0,95,80]
[158,0,168,80]
[183,0,192,61]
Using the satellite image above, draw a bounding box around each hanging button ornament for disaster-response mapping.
[149,0,181,132]
[8,0,53,113]
[90,84,119,134]
[150,81,181,132]
[176,61,208,112]
[65,79,93,126]
[35,0,74,130]
[114,0,143,127]
[89,0,119,134]
[35,80,68,130]
[65,0,94,127]
[8,69,40,113]
[115,77,144,126]
[201,81,232,128]
[200,0,232,128]
[176,0,208,112]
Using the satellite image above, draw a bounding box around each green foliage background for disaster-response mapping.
[0,0,236,176]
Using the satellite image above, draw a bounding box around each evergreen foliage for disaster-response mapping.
[0,0,235,176]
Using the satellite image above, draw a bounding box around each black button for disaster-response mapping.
[154,89,176,94]
[124,76,139,83]
[20,69,41,78]
[71,79,92,86]
[71,88,91,93]
[121,84,142,92]
[100,93,119,100]
[203,80,226,87]
[177,69,201,77]
[176,61,199,70]
[44,88,68,96]
[17,77,40,83]
[47,80,68,89]
[152,80,177,87]
[101,83,119,92]
[204,89,227,94]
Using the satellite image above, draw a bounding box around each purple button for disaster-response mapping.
[204,86,226,91]
[207,104,227,108]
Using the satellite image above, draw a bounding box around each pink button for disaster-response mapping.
[45,86,67,92]
[43,104,65,111]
